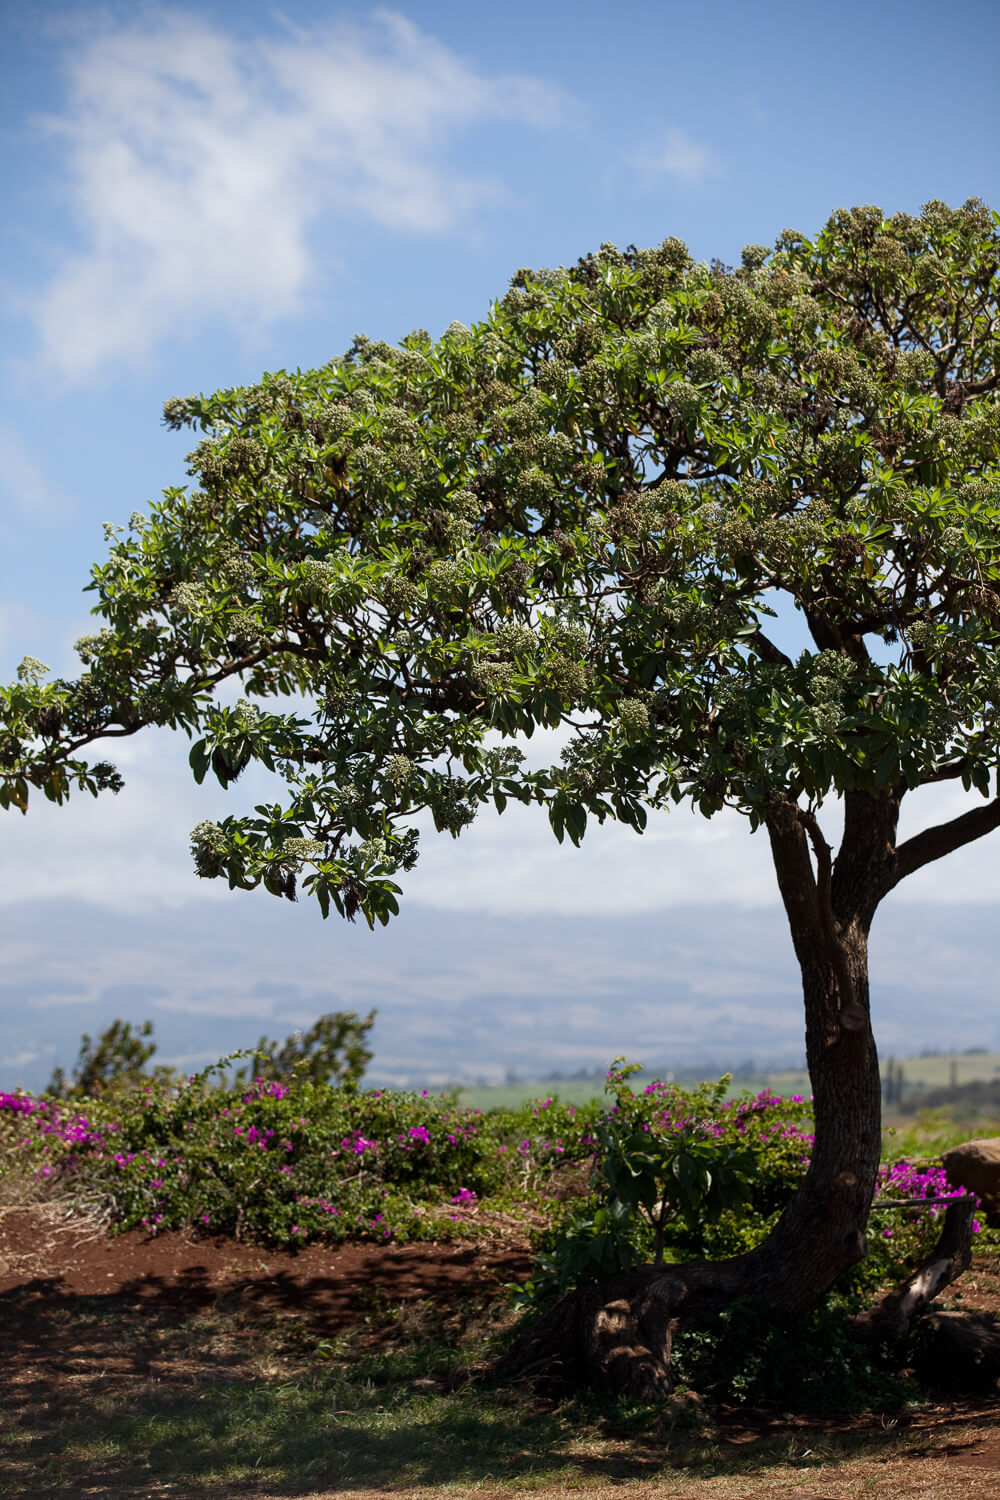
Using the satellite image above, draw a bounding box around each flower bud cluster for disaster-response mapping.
[190,821,229,879]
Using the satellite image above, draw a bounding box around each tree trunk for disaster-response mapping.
[499,926,882,1396]
[499,794,925,1397]
[738,908,881,1311]
[736,797,886,1309]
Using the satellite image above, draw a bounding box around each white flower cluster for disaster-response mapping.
[384,754,414,786]
[17,656,50,684]
[616,699,650,741]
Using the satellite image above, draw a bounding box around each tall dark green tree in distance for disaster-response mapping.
[3,200,999,1383]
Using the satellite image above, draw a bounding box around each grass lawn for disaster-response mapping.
[2,1204,1000,1499]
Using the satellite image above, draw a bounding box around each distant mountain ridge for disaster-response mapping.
[1,896,997,1094]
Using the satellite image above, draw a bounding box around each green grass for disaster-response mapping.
[883,1049,1000,1090]
[457,1075,611,1111]
[0,1276,983,1499]
[882,1108,1000,1162]
[0,1288,713,1493]
[456,1072,814,1113]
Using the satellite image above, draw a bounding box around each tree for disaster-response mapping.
[44,1010,376,1098]
[47,1018,158,1099]
[3,198,999,1390]
[233,1008,376,1088]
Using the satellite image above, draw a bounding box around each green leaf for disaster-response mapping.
[189,740,210,785]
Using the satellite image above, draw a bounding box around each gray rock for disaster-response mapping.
[941,1137,1000,1205]
[913,1309,1000,1392]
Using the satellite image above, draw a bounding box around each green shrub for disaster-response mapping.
[520,1062,814,1306]
[1,1068,602,1247]
[671,1295,908,1413]
[46,1019,159,1099]
[231,1009,376,1088]
[4,1050,990,1308]
[842,1159,990,1294]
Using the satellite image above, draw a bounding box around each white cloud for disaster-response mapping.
[891,780,1000,905]
[0,728,241,911]
[633,127,716,184]
[5,710,999,919]
[31,8,569,381]
[406,797,776,914]
[0,716,773,915]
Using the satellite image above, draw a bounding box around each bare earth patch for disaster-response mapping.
[2,1205,999,1499]
[0,1203,531,1320]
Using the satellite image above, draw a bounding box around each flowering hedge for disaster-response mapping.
[0,1070,986,1287]
[849,1159,984,1292]
[605,1076,983,1279]
[0,1079,601,1244]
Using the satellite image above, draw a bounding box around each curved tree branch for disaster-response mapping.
[919,760,972,785]
[891,797,1000,889]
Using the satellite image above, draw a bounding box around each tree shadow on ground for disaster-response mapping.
[3,1277,1000,1497]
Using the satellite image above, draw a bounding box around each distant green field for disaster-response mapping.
[457,1075,610,1111]
[882,1050,1000,1091]
[456,1067,810,1112]
[456,1051,1000,1114]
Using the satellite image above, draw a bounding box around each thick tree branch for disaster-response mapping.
[891,797,1000,889]
[919,760,971,785]
[750,631,793,668]
[832,789,900,928]
[765,803,831,989]
[800,809,863,1027]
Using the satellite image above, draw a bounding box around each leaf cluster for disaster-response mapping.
[231,1008,376,1089]
[520,1062,814,1306]
[46,1019,160,1100]
[44,1012,377,1100]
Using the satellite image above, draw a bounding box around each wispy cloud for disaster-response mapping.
[632,126,717,185]
[0,421,73,517]
[30,8,570,382]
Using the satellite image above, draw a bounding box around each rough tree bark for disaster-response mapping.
[499,789,973,1397]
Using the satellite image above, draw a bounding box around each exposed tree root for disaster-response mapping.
[497,1256,750,1400]
[498,1202,982,1401]
[864,1198,976,1352]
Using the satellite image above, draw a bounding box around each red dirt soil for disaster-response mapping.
[0,1204,531,1330]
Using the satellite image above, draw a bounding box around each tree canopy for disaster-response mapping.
[3,198,999,927]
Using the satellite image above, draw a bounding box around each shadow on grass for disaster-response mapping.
[2,1372,946,1497]
[1,1279,994,1497]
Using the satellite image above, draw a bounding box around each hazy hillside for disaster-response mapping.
[2,897,998,1094]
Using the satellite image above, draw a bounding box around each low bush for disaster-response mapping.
[517,1060,987,1310]
[0,1055,988,1293]
[0,1070,602,1245]
[521,1061,816,1305]
[671,1294,908,1413]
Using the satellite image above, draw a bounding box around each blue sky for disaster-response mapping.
[1,0,999,1089]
